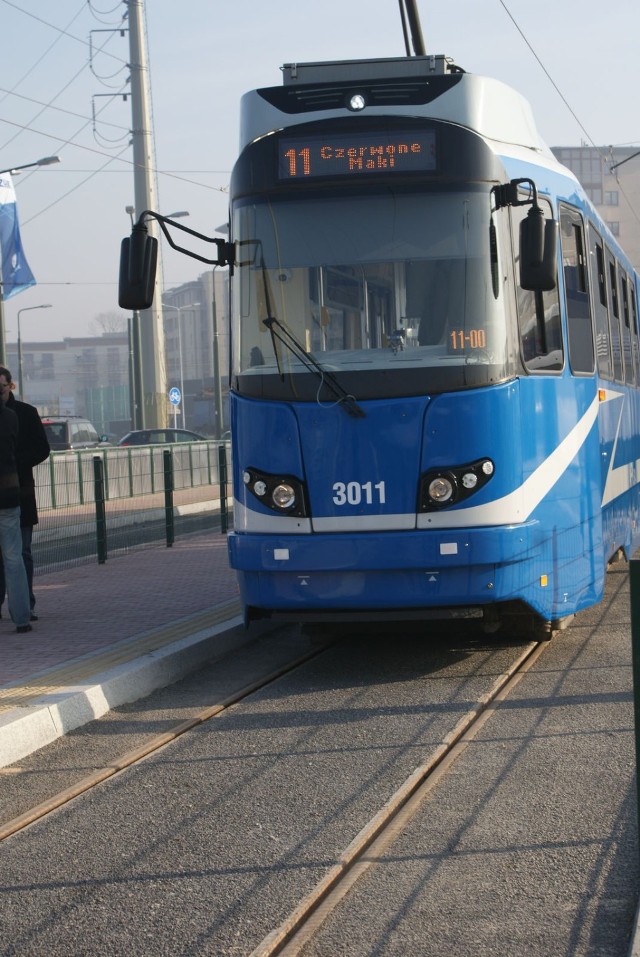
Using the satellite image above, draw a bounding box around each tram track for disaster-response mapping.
[249,637,549,957]
[0,642,330,844]
[2,628,552,956]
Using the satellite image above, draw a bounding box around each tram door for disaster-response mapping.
[313,266,394,352]
[366,282,393,349]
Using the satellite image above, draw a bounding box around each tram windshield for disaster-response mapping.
[232,188,513,399]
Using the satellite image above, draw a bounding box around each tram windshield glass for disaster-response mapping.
[232,188,513,399]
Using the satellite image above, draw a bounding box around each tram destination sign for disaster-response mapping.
[278,130,437,180]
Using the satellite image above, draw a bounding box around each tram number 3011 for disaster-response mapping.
[333,481,386,506]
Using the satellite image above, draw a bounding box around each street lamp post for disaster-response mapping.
[17,303,52,400]
[0,156,61,368]
[162,301,200,430]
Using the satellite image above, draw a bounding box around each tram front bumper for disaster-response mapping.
[227,523,547,615]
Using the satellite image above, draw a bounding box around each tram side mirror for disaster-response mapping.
[118,225,158,310]
[519,206,557,291]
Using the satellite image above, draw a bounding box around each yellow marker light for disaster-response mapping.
[599,388,606,402]
[540,575,548,587]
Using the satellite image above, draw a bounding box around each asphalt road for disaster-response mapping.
[0,577,637,957]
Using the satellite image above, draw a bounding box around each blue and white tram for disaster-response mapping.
[224,53,640,633]
[120,56,640,631]
[117,52,640,635]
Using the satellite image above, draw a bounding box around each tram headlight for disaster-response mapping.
[419,459,495,512]
[242,467,308,517]
[347,93,367,111]
[428,475,456,505]
[272,483,296,510]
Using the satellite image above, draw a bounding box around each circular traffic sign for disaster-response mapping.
[169,387,181,406]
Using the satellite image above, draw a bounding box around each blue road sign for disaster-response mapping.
[169,387,181,406]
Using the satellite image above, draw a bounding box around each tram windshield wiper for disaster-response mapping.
[262,316,365,418]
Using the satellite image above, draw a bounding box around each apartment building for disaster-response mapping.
[7,268,230,439]
[552,145,640,269]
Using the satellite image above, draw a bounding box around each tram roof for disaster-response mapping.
[239,55,554,159]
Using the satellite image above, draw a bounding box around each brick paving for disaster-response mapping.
[0,531,239,688]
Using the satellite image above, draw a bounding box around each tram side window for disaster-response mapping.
[607,253,624,382]
[620,272,635,385]
[588,230,612,379]
[512,203,562,371]
[631,282,640,379]
[559,206,594,375]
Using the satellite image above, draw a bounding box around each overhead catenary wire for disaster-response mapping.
[0,85,130,134]
[0,4,127,155]
[0,0,128,67]
[0,115,228,226]
[498,0,640,227]
[0,0,86,107]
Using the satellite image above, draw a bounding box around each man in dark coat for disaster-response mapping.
[0,367,50,619]
[0,380,32,631]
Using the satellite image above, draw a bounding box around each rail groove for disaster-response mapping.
[0,643,327,843]
[250,639,548,957]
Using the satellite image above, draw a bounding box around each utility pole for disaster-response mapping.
[126,0,166,428]
[212,272,223,438]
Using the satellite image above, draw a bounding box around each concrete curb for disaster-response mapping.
[629,899,640,957]
[0,615,256,768]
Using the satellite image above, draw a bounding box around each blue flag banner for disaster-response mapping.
[0,173,36,299]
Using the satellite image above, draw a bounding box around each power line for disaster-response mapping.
[0,85,130,132]
[0,7,128,155]
[0,1,86,107]
[0,0,128,66]
[497,0,600,152]
[1,57,227,223]
[498,0,640,227]
[0,113,228,194]
[21,143,131,226]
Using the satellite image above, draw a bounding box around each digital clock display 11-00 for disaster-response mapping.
[278,130,437,180]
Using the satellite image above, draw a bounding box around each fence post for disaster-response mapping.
[48,455,57,509]
[218,443,228,534]
[127,447,134,498]
[163,448,175,547]
[93,455,107,564]
[77,451,85,505]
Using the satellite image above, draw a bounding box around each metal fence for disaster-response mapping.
[32,441,231,573]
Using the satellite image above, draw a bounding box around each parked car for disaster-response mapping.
[42,416,111,451]
[118,428,207,446]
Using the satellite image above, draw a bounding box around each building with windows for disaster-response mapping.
[552,145,640,269]
[6,268,230,440]
[5,333,130,437]
[161,268,229,437]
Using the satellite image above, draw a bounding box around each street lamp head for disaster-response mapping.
[16,303,53,402]
[35,156,60,168]
[18,303,52,316]
[0,155,61,176]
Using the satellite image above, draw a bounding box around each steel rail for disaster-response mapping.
[250,639,549,957]
[0,644,329,843]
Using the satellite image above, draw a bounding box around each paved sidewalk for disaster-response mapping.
[0,531,250,767]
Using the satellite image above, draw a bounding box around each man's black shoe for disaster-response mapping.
[30,613,38,621]
[16,624,33,634]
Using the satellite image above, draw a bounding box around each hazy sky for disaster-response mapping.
[1,0,638,343]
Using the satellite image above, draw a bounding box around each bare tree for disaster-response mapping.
[91,311,128,336]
